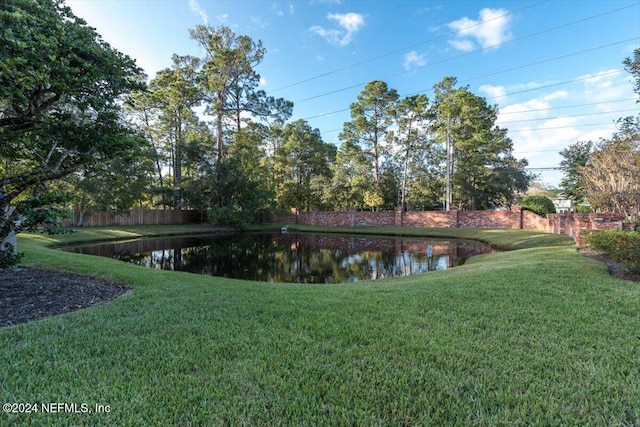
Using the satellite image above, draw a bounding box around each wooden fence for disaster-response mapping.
[69,208,202,227]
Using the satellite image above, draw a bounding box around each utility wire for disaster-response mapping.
[265,0,552,92]
[275,3,639,103]
[300,67,636,123]
[297,36,638,104]
[318,106,638,136]
[508,121,621,133]
[266,1,637,95]
[497,98,635,115]
[497,108,638,125]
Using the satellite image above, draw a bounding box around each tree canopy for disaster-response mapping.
[560,48,640,218]
[1,0,144,246]
[432,77,532,210]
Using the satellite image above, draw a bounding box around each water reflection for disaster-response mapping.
[65,232,493,283]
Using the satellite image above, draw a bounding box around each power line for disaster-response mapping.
[508,121,621,133]
[266,1,637,96]
[485,70,625,101]
[294,38,637,104]
[400,41,637,100]
[265,0,552,93]
[497,98,635,115]
[497,108,638,125]
[280,4,639,104]
[299,68,637,125]
[317,106,638,136]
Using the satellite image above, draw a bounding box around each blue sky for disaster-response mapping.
[66,0,640,186]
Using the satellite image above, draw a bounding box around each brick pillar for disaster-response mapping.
[394,207,403,227]
[517,207,523,229]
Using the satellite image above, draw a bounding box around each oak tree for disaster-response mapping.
[0,0,144,252]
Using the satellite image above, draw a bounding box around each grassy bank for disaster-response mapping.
[2,226,639,426]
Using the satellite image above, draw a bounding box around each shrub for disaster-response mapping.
[583,230,640,273]
[0,243,24,269]
[519,195,556,217]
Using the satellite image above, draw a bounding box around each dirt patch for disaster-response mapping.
[579,248,640,283]
[0,267,131,327]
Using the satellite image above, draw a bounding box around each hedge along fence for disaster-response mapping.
[582,230,640,273]
[67,208,202,227]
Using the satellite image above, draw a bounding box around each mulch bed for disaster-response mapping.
[0,249,637,328]
[579,248,640,283]
[0,267,131,327]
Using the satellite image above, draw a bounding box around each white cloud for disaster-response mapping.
[494,70,637,186]
[329,12,364,34]
[289,4,295,14]
[189,0,208,24]
[309,26,343,45]
[576,69,632,107]
[541,90,569,102]
[479,84,506,99]
[259,77,267,86]
[310,12,365,47]
[403,50,426,71]
[448,8,512,51]
[448,39,475,52]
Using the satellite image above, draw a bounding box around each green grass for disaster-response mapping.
[2,225,639,426]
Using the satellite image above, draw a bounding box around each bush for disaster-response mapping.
[519,195,556,217]
[0,243,24,269]
[583,230,640,273]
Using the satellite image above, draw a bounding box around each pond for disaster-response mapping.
[63,232,494,284]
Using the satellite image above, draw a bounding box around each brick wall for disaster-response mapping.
[402,210,457,228]
[277,208,525,229]
[522,210,551,231]
[457,210,522,229]
[276,208,633,244]
[547,212,628,244]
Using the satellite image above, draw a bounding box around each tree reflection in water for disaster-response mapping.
[66,232,493,283]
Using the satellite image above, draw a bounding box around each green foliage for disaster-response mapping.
[68,134,156,216]
[519,195,557,216]
[579,117,640,218]
[575,204,593,214]
[188,25,291,162]
[205,129,275,227]
[0,0,145,242]
[566,53,640,218]
[329,141,372,210]
[623,47,639,103]
[0,243,23,268]
[273,120,336,211]
[392,94,441,209]
[0,193,74,237]
[363,190,384,210]
[207,206,247,228]
[583,230,640,273]
[340,80,399,192]
[559,141,593,203]
[432,77,532,209]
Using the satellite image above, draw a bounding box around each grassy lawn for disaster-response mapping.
[1,225,639,426]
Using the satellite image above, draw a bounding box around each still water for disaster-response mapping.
[64,232,493,283]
